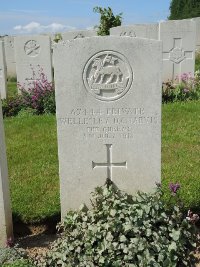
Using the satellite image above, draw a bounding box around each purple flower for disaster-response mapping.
[169,183,180,195]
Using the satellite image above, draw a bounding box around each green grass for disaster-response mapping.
[4,115,60,223]
[7,82,17,98]
[162,101,200,210]
[3,100,200,223]
[195,53,200,71]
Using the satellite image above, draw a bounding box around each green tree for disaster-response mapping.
[169,0,200,20]
[93,6,122,36]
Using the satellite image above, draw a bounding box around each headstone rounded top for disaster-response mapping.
[83,50,133,101]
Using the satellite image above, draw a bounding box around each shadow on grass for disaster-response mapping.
[13,212,61,237]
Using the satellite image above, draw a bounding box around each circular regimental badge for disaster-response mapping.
[83,51,133,101]
[24,40,41,57]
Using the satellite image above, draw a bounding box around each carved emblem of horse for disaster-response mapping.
[92,58,122,84]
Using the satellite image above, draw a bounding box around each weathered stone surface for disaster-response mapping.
[0,41,7,99]
[54,36,162,215]
[192,17,200,51]
[110,24,159,39]
[3,36,16,77]
[159,20,196,82]
[61,30,97,40]
[14,35,53,91]
[0,100,13,247]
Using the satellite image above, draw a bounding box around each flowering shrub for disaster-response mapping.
[2,96,25,117]
[162,71,200,103]
[35,181,199,267]
[2,66,55,117]
[18,65,56,115]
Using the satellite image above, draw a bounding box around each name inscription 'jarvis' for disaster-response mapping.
[57,107,159,139]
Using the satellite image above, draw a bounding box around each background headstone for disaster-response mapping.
[61,30,97,41]
[159,20,196,82]
[192,17,200,51]
[0,41,7,99]
[3,36,16,78]
[110,24,159,39]
[0,100,13,247]
[54,36,162,215]
[14,35,53,91]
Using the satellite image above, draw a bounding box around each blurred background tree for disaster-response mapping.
[169,0,200,20]
[93,6,122,36]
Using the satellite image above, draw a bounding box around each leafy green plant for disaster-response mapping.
[39,181,198,267]
[93,6,122,36]
[2,259,35,267]
[53,33,62,43]
[0,246,31,266]
[2,96,25,117]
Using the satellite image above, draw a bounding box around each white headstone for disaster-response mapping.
[0,41,7,99]
[14,35,53,91]
[61,30,97,41]
[192,17,200,51]
[3,36,16,77]
[110,24,159,39]
[159,20,196,82]
[54,36,162,215]
[0,100,13,247]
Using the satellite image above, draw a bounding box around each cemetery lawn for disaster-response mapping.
[162,101,200,210]
[4,115,60,223]
[3,100,200,223]
[7,81,18,98]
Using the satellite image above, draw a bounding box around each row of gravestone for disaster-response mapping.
[0,33,162,246]
[0,18,199,99]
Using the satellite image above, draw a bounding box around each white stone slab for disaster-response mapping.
[14,35,53,91]
[192,17,200,51]
[61,30,97,41]
[110,24,159,39]
[0,100,13,247]
[159,20,196,82]
[53,36,162,215]
[0,41,7,99]
[3,36,16,77]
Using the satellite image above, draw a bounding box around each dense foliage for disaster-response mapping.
[162,71,200,103]
[34,182,198,267]
[93,6,122,35]
[0,246,33,267]
[2,66,55,117]
[169,0,200,20]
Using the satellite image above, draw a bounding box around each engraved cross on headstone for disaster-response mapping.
[162,38,193,81]
[92,144,127,181]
